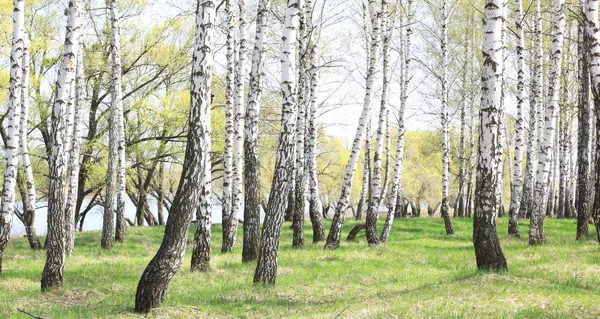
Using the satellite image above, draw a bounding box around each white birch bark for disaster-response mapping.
[254,0,301,284]
[114,0,127,243]
[381,0,410,242]
[508,0,525,236]
[355,121,371,220]
[231,0,247,236]
[65,37,85,256]
[440,0,454,234]
[42,0,82,290]
[0,0,25,274]
[221,0,237,253]
[325,0,381,249]
[473,0,507,270]
[242,0,270,262]
[529,0,565,245]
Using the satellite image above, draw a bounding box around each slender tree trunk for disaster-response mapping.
[253,0,300,284]
[19,34,42,250]
[530,0,565,245]
[367,0,392,246]
[440,0,454,235]
[306,44,325,242]
[42,0,82,290]
[576,19,590,239]
[65,38,84,256]
[242,0,270,262]
[381,0,410,242]
[191,133,212,272]
[0,0,25,274]
[113,0,127,243]
[355,122,371,220]
[582,0,600,243]
[231,0,246,249]
[325,0,381,249]
[134,0,214,311]
[508,0,525,236]
[221,0,236,253]
[157,162,165,226]
[473,0,507,271]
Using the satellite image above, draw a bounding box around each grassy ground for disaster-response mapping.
[1,217,599,318]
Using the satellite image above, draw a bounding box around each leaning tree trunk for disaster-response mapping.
[65,38,85,256]
[221,0,236,253]
[0,0,25,274]
[231,0,247,248]
[19,34,42,250]
[366,0,391,246]
[381,0,409,243]
[576,19,590,240]
[325,0,381,250]
[583,0,600,244]
[473,0,507,271]
[134,0,214,312]
[306,43,325,243]
[253,0,299,285]
[42,0,82,291]
[508,0,525,237]
[113,0,127,243]
[242,0,270,262]
[530,0,565,245]
[440,0,455,235]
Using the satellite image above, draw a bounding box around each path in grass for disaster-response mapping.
[1,217,599,318]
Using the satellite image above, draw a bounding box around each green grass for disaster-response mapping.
[1,217,600,318]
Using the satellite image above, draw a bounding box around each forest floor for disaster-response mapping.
[1,217,599,318]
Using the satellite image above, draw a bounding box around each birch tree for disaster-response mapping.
[529,0,565,245]
[65,37,84,256]
[356,121,371,220]
[242,0,270,262]
[473,0,507,271]
[221,0,236,253]
[576,19,590,239]
[508,0,525,236]
[582,0,600,243]
[41,0,82,290]
[134,0,214,311]
[19,34,42,250]
[231,0,247,247]
[0,0,25,274]
[325,0,381,249]
[381,0,411,243]
[114,0,127,244]
[440,0,454,235]
[253,0,300,284]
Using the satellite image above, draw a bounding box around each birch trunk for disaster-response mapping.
[253,0,300,284]
[582,0,600,243]
[367,0,392,245]
[355,121,371,221]
[114,0,127,243]
[42,0,82,290]
[191,130,212,272]
[231,0,246,247]
[325,0,381,249]
[380,0,410,242]
[508,0,525,236]
[529,0,565,245]
[576,19,590,239]
[473,0,507,271]
[440,0,454,234]
[19,34,42,250]
[0,0,25,274]
[65,36,84,256]
[134,0,214,311]
[242,0,270,262]
[306,44,325,242]
[221,0,236,253]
